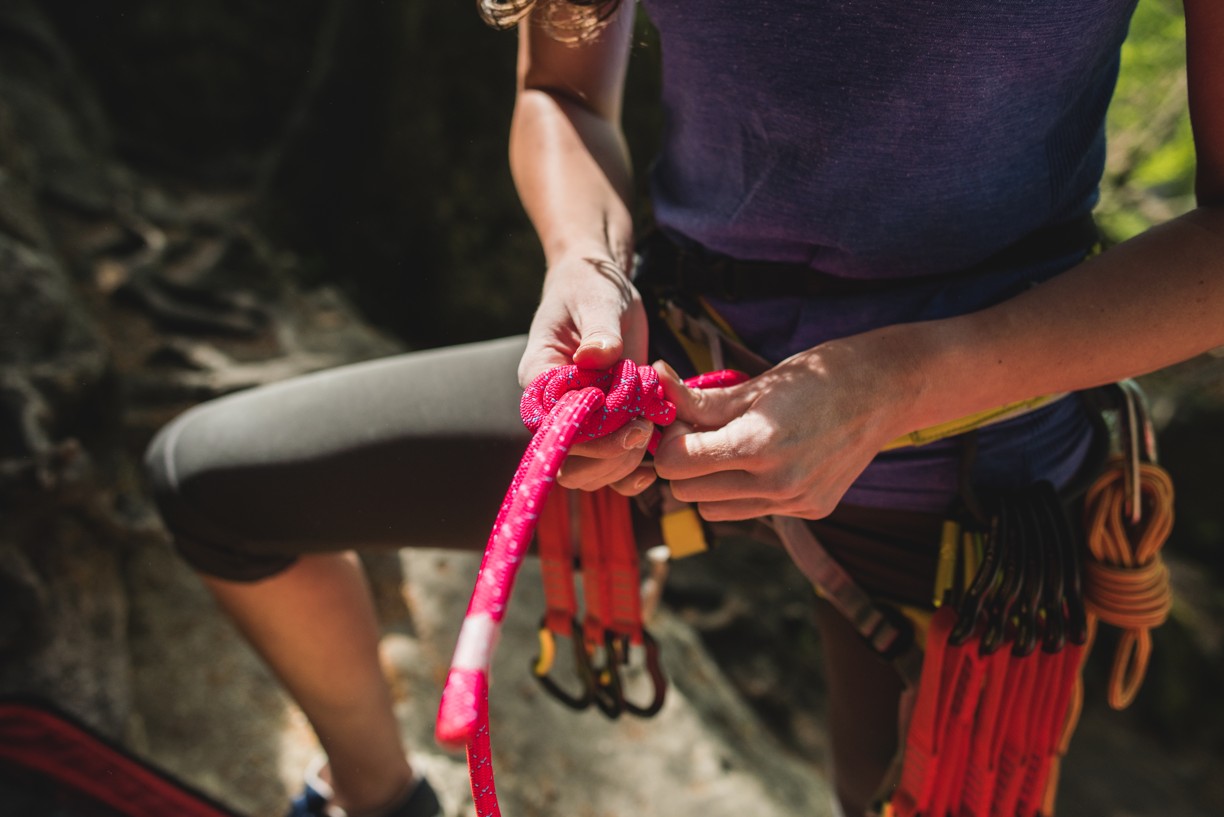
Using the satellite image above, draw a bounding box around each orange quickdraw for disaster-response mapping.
[532,487,667,719]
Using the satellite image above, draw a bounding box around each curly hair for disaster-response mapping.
[476,0,623,42]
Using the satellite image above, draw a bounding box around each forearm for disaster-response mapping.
[510,88,635,272]
[872,206,1224,436]
[508,8,636,277]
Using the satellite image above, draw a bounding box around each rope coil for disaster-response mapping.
[1082,459,1175,710]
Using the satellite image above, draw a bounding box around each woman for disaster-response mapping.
[146,1,1224,815]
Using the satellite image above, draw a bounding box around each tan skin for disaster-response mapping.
[205,3,1223,815]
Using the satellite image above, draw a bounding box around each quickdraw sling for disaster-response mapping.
[531,485,667,719]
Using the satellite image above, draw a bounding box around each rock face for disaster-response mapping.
[1,3,1221,817]
[0,0,129,737]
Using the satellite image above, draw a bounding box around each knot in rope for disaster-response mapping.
[520,360,676,441]
[1082,459,1175,710]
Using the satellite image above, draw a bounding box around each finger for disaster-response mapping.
[654,361,754,429]
[698,494,840,521]
[567,419,653,459]
[610,465,657,497]
[695,498,782,522]
[667,470,760,504]
[557,449,646,491]
[572,297,627,369]
[653,421,764,480]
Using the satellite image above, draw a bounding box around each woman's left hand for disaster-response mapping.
[652,341,915,520]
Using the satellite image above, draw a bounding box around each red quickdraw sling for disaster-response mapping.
[533,486,667,719]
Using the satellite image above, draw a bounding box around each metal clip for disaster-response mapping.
[532,617,596,712]
[1117,379,1158,525]
[615,630,669,719]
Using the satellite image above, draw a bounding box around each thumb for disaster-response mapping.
[654,361,752,430]
[572,325,624,370]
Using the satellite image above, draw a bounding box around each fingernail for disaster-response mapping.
[623,425,650,449]
[633,474,653,493]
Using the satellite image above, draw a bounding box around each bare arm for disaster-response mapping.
[888,0,1224,435]
[510,8,636,272]
[511,7,659,495]
[511,6,641,383]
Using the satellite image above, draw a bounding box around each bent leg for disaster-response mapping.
[145,336,530,812]
[814,597,905,817]
[205,553,412,814]
[146,336,531,578]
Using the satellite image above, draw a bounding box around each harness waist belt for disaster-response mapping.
[640,215,1099,302]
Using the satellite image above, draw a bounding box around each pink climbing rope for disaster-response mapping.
[435,360,743,817]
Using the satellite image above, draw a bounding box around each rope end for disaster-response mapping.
[435,668,485,749]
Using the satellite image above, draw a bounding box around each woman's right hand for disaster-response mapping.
[518,252,657,497]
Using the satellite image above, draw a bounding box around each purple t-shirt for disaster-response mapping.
[638,0,1136,511]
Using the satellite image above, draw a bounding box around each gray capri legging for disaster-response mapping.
[145,336,533,582]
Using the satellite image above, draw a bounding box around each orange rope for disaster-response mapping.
[1082,458,1175,710]
[1040,457,1174,815]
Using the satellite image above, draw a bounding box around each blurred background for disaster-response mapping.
[0,0,1220,815]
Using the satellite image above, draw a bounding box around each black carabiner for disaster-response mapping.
[980,499,1026,655]
[1010,491,1044,658]
[532,616,596,712]
[618,629,668,718]
[1033,482,1069,653]
[951,508,1004,646]
[949,502,1008,646]
[589,632,625,720]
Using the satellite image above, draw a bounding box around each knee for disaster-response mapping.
[144,406,295,583]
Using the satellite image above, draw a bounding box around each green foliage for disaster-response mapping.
[1098,0,1196,241]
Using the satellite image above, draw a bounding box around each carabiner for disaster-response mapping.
[532,617,596,712]
[951,507,1004,646]
[1011,496,1044,658]
[617,629,668,718]
[980,500,1025,655]
[1034,481,1069,653]
[588,632,624,720]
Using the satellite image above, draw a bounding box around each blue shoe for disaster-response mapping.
[286,758,442,817]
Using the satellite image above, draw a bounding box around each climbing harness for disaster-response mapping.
[434,360,744,817]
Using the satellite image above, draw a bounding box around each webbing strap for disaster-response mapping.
[891,608,956,817]
[575,489,643,646]
[770,515,924,685]
[577,490,614,647]
[598,488,644,641]
[537,490,576,636]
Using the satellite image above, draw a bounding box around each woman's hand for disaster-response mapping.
[517,253,657,497]
[652,340,916,520]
